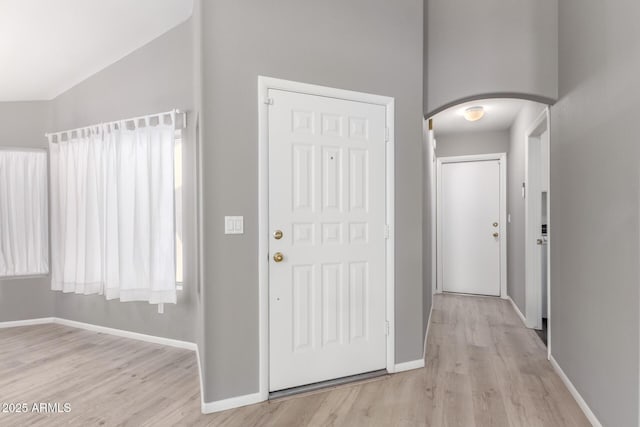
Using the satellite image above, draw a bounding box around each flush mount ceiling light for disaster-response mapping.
[464,106,485,122]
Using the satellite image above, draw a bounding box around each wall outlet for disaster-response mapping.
[225,216,244,234]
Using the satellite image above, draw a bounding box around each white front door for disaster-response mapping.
[440,160,501,296]
[268,88,387,392]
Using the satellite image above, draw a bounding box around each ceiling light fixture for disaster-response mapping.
[464,106,485,122]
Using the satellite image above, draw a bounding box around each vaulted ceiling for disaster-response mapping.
[0,0,193,101]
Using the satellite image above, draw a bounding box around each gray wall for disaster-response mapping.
[49,20,198,342]
[551,0,639,425]
[435,129,509,158]
[191,0,205,390]
[425,0,558,116]
[0,101,54,321]
[507,103,545,313]
[200,0,425,402]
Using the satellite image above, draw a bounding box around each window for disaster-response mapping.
[0,149,49,277]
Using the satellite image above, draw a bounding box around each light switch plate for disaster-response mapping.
[225,216,244,234]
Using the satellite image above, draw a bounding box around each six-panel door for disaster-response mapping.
[268,89,387,392]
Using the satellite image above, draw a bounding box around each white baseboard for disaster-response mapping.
[393,299,433,375]
[195,346,206,413]
[423,304,433,360]
[53,318,197,351]
[0,316,197,351]
[507,296,528,327]
[395,302,432,374]
[394,359,425,373]
[201,392,264,414]
[0,317,55,328]
[549,355,602,427]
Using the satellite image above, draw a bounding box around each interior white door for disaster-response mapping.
[441,160,501,296]
[268,89,387,392]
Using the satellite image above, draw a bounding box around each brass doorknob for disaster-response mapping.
[273,230,283,240]
[273,252,284,262]
[493,232,499,238]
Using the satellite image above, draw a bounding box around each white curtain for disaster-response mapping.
[49,121,176,304]
[0,150,49,277]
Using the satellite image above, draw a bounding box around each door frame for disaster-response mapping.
[426,121,437,298]
[436,153,508,298]
[524,108,551,350]
[257,76,396,401]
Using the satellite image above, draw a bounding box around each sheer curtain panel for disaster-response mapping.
[0,149,49,277]
[49,118,176,304]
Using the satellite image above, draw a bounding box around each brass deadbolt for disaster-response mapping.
[273,230,283,240]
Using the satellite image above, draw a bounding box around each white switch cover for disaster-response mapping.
[225,216,244,234]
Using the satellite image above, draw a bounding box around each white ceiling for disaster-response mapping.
[431,98,529,136]
[0,0,193,101]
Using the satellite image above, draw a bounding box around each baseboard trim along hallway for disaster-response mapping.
[503,297,600,425]
[201,392,264,414]
[394,359,426,372]
[507,295,528,326]
[393,305,433,374]
[423,303,433,360]
[550,355,603,427]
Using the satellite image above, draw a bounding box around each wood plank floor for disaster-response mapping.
[0,294,590,426]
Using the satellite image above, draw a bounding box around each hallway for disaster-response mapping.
[422,295,588,426]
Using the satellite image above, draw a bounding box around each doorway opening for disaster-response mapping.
[426,98,551,351]
[525,109,551,348]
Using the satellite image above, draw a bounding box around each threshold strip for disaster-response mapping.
[269,369,388,400]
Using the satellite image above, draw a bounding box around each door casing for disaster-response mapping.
[436,153,508,298]
[257,76,395,401]
[524,107,551,358]
[427,121,437,299]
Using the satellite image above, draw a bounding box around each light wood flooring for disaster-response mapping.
[0,294,590,426]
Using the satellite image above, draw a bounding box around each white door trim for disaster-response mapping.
[426,120,437,298]
[257,76,395,401]
[524,108,551,350]
[436,153,508,298]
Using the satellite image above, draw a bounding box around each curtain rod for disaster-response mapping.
[45,109,186,141]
